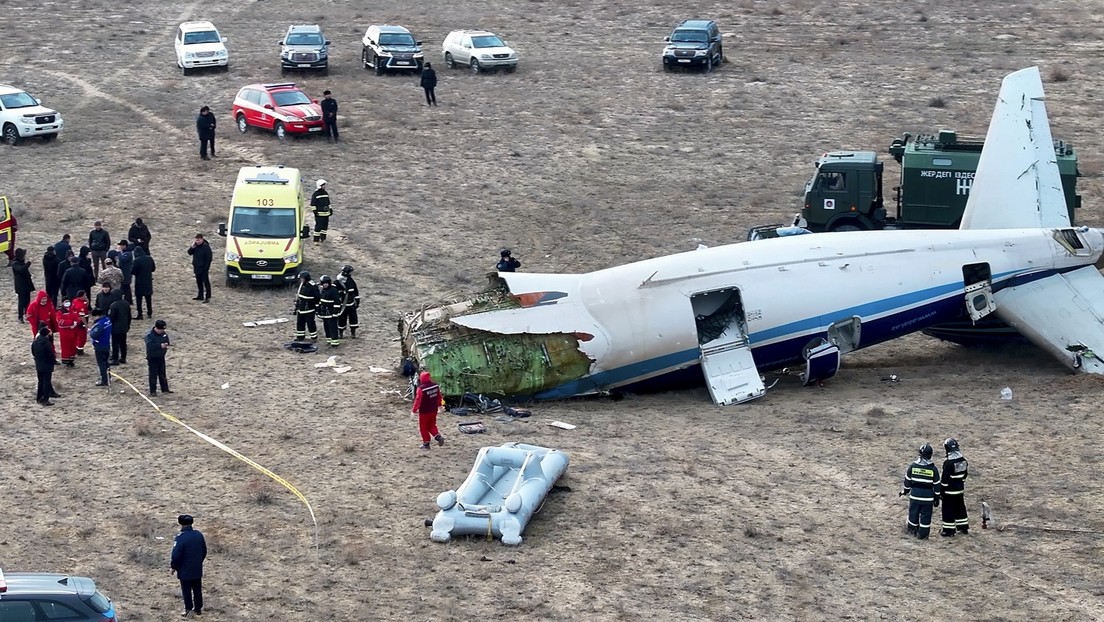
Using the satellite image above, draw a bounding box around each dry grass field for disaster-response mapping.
[3,0,1104,620]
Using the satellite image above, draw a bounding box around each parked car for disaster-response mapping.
[279,24,330,75]
[362,24,424,74]
[661,19,723,72]
[0,84,64,145]
[442,29,518,74]
[174,21,229,75]
[0,568,118,621]
[232,83,324,140]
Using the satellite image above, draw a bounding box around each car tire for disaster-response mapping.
[704,56,713,72]
[41,134,56,143]
[2,123,21,146]
[222,64,230,73]
[280,67,288,76]
[362,49,370,69]
[274,121,286,141]
[663,62,672,73]
[444,52,455,69]
[375,60,385,76]
[236,114,249,134]
[181,64,190,76]
[505,65,517,74]
[320,66,329,76]
[470,58,481,74]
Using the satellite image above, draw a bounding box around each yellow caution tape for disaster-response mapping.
[110,370,318,550]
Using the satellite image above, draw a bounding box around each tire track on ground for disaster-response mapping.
[108,0,205,81]
[43,69,266,164]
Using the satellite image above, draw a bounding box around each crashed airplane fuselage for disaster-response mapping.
[400,67,1104,405]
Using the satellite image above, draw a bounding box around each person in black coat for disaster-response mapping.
[186,233,212,302]
[31,325,58,405]
[11,248,34,322]
[196,106,216,160]
[128,218,152,255]
[107,295,132,365]
[130,246,156,319]
[42,246,61,306]
[420,62,438,106]
[60,256,86,301]
[320,90,338,142]
[170,514,207,617]
[87,221,111,278]
[114,240,134,303]
[77,245,95,293]
[53,234,72,262]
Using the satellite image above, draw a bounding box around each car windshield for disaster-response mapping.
[183,30,220,44]
[0,91,38,109]
[471,35,506,48]
[286,33,324,46]
[671,30,708,43]
[231,207,298,237]
[271,90,311,107]
[379,33,416,46]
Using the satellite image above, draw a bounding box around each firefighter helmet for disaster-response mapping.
[341,264,354,275]
[299,271,311,281]
[944,437,960,454]
[918,443,933,460]
[320,275,332,284]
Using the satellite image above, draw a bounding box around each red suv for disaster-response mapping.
[232,83,323,140]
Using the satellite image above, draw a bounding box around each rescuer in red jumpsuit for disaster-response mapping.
[56,299,81,366]
[411,371,446,450]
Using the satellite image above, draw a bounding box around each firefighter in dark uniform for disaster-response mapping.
[940,437,969,536]
[337,264,360,339]
[332,273,347,339]
[293,272,320,341]
[317,275,343,347]
[310,179,331,243]
[901,442,941,539]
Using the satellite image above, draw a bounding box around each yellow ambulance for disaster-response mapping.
[0,196,15,260]
[217,165,309,285]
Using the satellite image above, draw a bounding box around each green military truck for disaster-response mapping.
[798,130,1081,232]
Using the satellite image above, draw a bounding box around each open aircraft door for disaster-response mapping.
[963,263,996,322]
[0,196,12,258]
[692,288,766,405]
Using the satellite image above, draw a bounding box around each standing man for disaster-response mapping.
[900,442,941,540]
[43,245,61,307]
[337,264,360,339]
[320,90,338,142]
[196,105,216,160]
[72,291,90,356]
[496,248,521,272]
[131,246,156,320]
[293,271,320,341]
[317,275,342,347]
[128,217,152,255]
[53,234,72,263]
[310,179,331,243]
[145,319,173,397]
[11,248,34,322]
[411,371,446,450]
[116,240,134,303]
[26,290,58,338]
[56,299,80,367]
[99,256,123,292]
[187,233,212,302]
[31,324,58,406]
[61,256,85,301]
[90,310,112,387]
[88,220,111,279]
[93,280,120,316]
[940,437,970,536]
[170,514,207,618]
[420,62,438,106]
[108,293,132,365]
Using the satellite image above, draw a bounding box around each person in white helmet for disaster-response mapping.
[310,179,331,243]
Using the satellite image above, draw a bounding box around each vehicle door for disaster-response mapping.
[459,35,474,63]
[0,196,13,257]
[253,90,275,129]
[691,287,765,405]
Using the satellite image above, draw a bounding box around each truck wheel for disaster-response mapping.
[445,52,455,69]
[2,123,21,146]
[236,114,249,134]
[832,223,864,232]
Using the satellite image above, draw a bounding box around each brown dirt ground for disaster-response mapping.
[3,0,1104,620]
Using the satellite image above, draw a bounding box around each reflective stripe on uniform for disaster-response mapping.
[942,490,964,495]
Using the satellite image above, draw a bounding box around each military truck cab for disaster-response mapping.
[799,130,1080,232]
[217,165,309,286]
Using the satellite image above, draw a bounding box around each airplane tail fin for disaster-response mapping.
[959,66,1070,230]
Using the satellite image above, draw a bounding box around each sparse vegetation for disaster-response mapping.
[928,96,947,108]
[246,476,276,505]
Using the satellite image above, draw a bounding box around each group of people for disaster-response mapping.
[10,218,178,404]
[292,264,360,346]
[900,438,970,539]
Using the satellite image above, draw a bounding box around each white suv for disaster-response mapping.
[175,21,229,75]
[442,30,518,74]
[0,85,64,145]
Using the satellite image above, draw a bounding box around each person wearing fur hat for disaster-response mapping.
[411,371,445,450]
[170,514,207,618]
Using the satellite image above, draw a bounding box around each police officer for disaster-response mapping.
[337,264,360,339]
[293,272,320,341]
[317,275,343,347]
[901,442,941,539]
[310,180,331,243]
[940,438,970,536]
[496,248,521,272]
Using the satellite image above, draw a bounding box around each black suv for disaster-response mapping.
[0,570,118,621]
[279,24,330,75]
[662,20,723,72]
